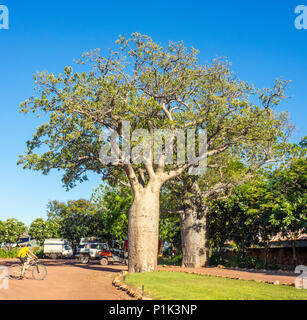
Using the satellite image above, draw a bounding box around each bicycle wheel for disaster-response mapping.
[8,264,23,280]
[32,264,47,280]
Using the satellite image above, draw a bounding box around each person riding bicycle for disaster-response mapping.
[17,243,38,276]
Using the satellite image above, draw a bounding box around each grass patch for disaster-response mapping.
[125,271,307,300]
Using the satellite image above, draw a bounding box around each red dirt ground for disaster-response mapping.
[0,259,129,300]
[0,259,299,300]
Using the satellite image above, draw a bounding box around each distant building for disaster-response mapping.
[223,232,307,267]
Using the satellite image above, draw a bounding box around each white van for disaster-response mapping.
[43,239,73,259]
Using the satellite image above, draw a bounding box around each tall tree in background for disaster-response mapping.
[28,218,60,245]
[0,219,27,248]
[91,185,131,243]
[209,137,306,265]
[209,176,277,261]
[18,33,292,272]
[47,199,103,247]
[268,137,307,265]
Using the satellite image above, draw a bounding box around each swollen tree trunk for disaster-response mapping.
[128,182,161,273]
[180,204,209,268]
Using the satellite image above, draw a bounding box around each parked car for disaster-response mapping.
[43,239,73,259]
[99,247,128,266]
[75,242,110,264]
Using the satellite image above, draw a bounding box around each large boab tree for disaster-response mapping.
[18,33,291,273]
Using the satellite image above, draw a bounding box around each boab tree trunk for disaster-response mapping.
[128,182,161,273]
[125,158,191,273]
[180,204,209,268]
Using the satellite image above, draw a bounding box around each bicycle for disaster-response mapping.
[8,258,47,280]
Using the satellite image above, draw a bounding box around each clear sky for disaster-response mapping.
[0,0,306,225]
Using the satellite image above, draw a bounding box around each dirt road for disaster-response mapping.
[0,259,128,300]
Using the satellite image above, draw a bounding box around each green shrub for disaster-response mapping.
[157,253,182,266]
[0,246,45,259]
[209,252,223,266]
[0,248,19,258]
[254,260,266,270]
[171,253,182,265]
[209,252,276,270]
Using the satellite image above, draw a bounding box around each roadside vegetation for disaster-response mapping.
[0,247,44,259]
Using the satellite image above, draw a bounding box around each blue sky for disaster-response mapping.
[0,0,306,225]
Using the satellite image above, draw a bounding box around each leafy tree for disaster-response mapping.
[0,220,5,244]
[28,218,60,245]
[47,199,102,248]
[159,214,181,254]
[18,33,292,272]
[267,140,307,264]
[91,185,131,243]
[210,139,306,266]
[46,200,67,223]
[46,220,61,239]
[0,219,27,248]
[209,176,277,260]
